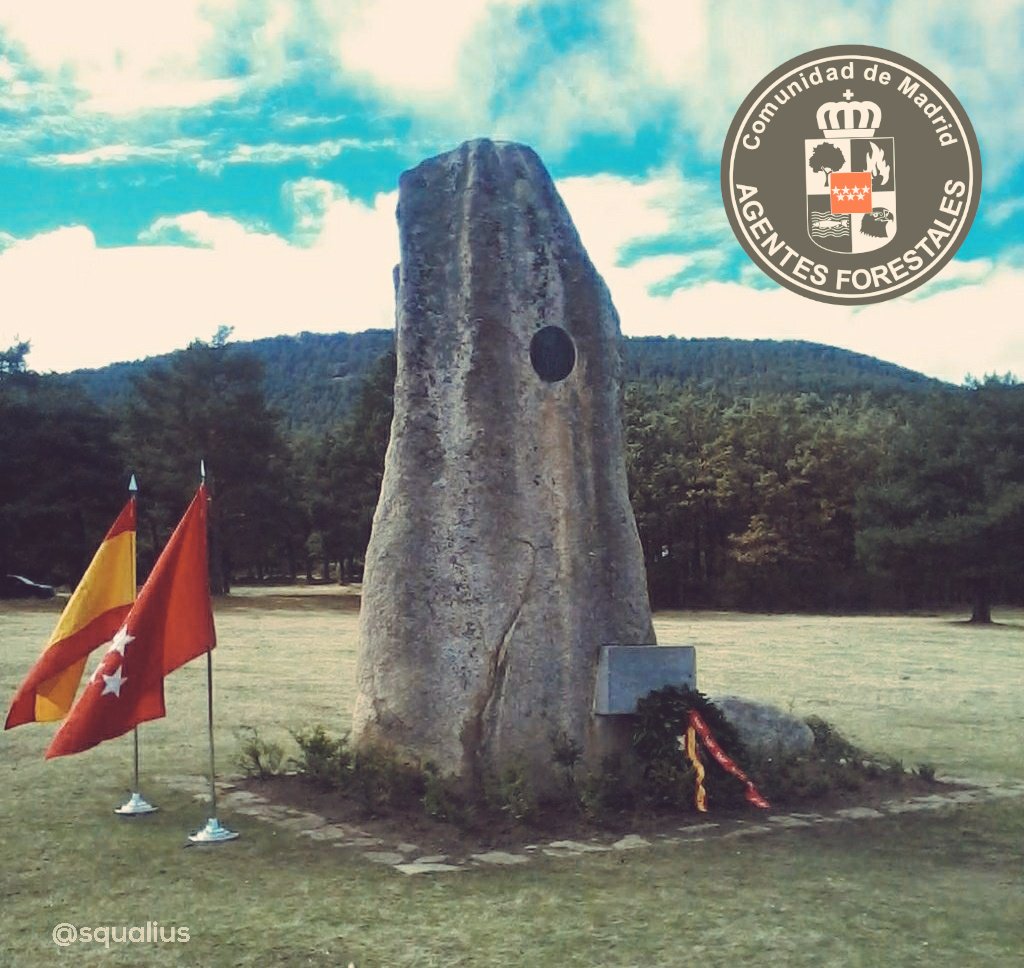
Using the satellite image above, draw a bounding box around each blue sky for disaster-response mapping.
[0,0,1021,382]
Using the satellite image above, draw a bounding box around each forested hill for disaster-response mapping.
[66,330,394,433]
[623,337,944,396]
[65,330,946,433]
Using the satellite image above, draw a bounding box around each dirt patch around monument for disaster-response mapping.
[238,771,951,856]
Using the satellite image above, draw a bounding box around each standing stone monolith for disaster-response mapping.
[353,139,655,792]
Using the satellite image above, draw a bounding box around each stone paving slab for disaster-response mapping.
[362,851,408,865]
[545,840,611,853]
[611,834,651,850]
[218,790,263,805]
[275,812,329,831]
[678,823,718,835]
[834,807,884,820]
[721,825,772,839]
[471,851,530,866]
[155,773,1024,876]
[394,862,464,876]
[332,837,384,849]
[298,827,352,842]
[767,815,813,828]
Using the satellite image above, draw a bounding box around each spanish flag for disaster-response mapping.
[5,500,136,729]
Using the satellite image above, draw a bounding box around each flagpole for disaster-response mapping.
[189,460,238,844]
[115,473,158,816]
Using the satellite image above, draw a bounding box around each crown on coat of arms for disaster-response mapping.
[815,94,881,138]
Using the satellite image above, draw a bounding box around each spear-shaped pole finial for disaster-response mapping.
[200,460,206,485]
[128,473,139,495]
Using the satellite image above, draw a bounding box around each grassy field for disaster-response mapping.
[1,590,1022,967]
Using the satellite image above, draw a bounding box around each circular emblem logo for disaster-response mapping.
[721,46,981,305]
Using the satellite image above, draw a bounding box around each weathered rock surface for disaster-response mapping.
[353,139,655,789]
[712,696,815,758]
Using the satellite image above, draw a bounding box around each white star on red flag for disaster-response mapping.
[107,625,135,656]
[100,665,127,697]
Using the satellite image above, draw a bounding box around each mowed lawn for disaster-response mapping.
[1,590,1022,967]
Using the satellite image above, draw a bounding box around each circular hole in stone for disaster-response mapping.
[530,326,576,382]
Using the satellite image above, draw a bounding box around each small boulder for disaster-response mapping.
[712,696,814,758]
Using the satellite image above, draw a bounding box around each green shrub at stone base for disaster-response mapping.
[549,729,584,801]
[235,725,286,779]
[576,753,640,820]
[421,763,475,826]
[289,724,352,787]
[486,761,539,824]
[915,762,938,783]
[347,742,426,817]
[287,725,425,815]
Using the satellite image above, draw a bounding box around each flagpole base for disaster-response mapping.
[188,817,239,844]
[114,792,159,816]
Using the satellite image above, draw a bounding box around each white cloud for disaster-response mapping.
[630,0,707,88]
[85,78,243,115]
[557,172,680,269]
[245,0,298,82]
[625,269,1024,385]
[498,46,646,154]
[0,0,217,71]
[0,0,242,114]
[727,267,1008,388]
[0,185,399,373]
[555,168,732,316]
[284,178,339,241]
[4,165,1018,384]
[33,140,207,167]
[225,140,342,166]
[276,113,349,129]
[36,144,162,167]
[29,135,392,173]
[332,0,480,98]
[223,137,390,166]
[316,0,529,102]
[505,236,1018,385]
[138,211,277,248]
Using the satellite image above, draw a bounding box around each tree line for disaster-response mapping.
[2,337,1022,621]
[625,378,1024,620]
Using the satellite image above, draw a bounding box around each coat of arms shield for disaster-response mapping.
[805,134,897,254]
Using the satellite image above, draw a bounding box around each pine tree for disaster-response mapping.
[125,339,299,592]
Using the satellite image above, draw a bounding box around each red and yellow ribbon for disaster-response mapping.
[681,709,771,811]
[680,725,708,812]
